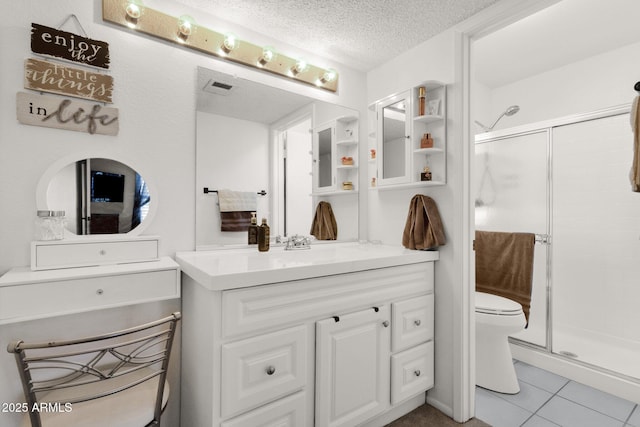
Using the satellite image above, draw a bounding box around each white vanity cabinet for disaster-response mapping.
[177,244,437,427]
[0,257,180,324]
[315,306,391,427]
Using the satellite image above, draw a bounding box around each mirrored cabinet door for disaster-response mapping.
[313,122,335,192]
[377,91,411,186]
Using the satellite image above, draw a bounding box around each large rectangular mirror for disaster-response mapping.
[195,67,359,248]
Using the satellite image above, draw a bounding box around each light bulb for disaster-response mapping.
[320,68,337,84]
[221,33,238,54]
[125,0,143,26]
[258,46,275,67]
[290,59,308,76]
[177,15,195,42]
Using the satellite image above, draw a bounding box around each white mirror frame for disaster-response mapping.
[35,151,158,237]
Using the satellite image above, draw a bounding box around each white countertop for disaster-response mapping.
[176,242,439,291]
[0,257,179,287]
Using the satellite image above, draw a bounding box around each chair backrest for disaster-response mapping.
[7,312,181,427]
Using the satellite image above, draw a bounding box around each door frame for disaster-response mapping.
[454,0,561,421]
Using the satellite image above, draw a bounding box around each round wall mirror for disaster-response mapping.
[37,157,153,236]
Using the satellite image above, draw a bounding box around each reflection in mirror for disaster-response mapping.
[382,99,407,179]
[47,158,150,235]
[317,126,333,189]
[196,66,358,248]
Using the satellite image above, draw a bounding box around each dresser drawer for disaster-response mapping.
[31,237,159,270]
[391,294,434,352]
[221,391,306,427]
[221,325,308,418]
[391,342,434,404]
[0,268,179,324]
[222,263,432,338]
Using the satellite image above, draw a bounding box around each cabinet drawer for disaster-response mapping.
[32,238,159,270]
[391,342,434,404]
[223,263,432,338]
[221,391,306,427]
[0,269,178,324]
[221,325,308,418]
[391,294,434,352]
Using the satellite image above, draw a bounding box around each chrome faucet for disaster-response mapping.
[284,234,311,250]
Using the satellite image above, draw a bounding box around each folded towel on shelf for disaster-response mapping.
[217,189,257,232]
[475,230,535,325]
[631,95,640,192]
[402,194,446,250]
[310,201,338,240]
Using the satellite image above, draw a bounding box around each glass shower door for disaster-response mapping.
[474,130,550,347]
[551,113,640,379]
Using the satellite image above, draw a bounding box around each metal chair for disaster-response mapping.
[7,312,181,427]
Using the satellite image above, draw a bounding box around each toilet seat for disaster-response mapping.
[475,291,523,316]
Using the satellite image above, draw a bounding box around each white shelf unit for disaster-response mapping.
[411,82,447,186]
[334,115,359,192]
[370,81,447,190]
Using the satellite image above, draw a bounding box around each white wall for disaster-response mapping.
[367,30,462,416]
[196,112,271,247]
[0,2,366,426]
[475,40,640,130]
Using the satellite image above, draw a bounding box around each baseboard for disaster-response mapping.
[426,394,453,419]
[361,394,426,427]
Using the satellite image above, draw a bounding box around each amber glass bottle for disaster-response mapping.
[258,218,270,252]
[248,212,258,245]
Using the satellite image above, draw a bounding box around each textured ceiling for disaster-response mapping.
[172,0,501,71]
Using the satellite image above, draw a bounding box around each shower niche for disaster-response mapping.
[371,81,447,189]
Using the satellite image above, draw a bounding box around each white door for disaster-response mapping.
[315,306,390,427]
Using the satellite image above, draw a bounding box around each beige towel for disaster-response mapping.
[217,190,257,232]
[402,195,446,250]
[631,96,640,192]
[310,201,338,240]
[475,230,535,325]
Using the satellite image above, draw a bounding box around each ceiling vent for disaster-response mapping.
[203,79,236,95]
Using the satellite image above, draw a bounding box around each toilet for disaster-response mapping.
[475,291,526,394]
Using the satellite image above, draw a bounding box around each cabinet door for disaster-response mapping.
[377,91,411,186]
[315,306,390,427]
[313,122,335,192]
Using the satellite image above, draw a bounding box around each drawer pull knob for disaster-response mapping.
[414,370,421,377]
[266,366,276,376]
[96,289,104,295]
[382,321,390,328]
[414,319,422,326]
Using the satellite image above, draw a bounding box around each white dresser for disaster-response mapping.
[0,257,180,325]
[177,243,438,427]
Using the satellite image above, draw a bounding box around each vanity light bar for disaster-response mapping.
[101,0,339,92]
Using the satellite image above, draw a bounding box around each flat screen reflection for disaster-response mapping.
[47,158,150,234]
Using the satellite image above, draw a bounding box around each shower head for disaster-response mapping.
[504,105,520,116]
[475,105,520,132]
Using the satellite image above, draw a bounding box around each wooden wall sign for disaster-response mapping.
[24,58,114,103]
[17,92,119,136]
[31,23,110,69]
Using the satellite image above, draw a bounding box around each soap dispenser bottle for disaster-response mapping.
[258,218,270,252]
[248,212,258,245]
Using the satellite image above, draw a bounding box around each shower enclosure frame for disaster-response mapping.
[474,103,639,403]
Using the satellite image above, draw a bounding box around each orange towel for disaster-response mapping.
[402,195,446,250]
[310,201,338,240]
[631,95,640,192]
[475,230,535,324]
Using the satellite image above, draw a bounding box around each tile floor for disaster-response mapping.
[475,360,640,427]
